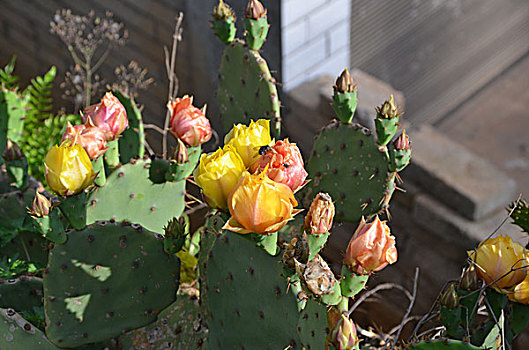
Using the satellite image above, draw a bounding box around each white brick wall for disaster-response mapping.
[281,0,351,91]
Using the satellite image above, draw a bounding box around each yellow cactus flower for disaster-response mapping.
[44,142,95,196]
[509,272,529,304]
[223,171,302,235]
[468,235,527,291]
[194,145,245,210]
[224,119,271,168]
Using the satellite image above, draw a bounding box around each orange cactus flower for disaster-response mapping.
[168,95,212,147]
[83,92,128,141]
[61,118,107,160]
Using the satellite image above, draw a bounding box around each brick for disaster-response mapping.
[283,35,326,83]
[402,124,516,221]
[281,0,327,28]
[328,19,349,54]
[307,0,350,38]
[282,18,308,56]
[306,47,349,81]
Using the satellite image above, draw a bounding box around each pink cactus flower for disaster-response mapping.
[83,92,128,141]
[61,118,107,160]
[251,139,308,192]
[167,95,212,147]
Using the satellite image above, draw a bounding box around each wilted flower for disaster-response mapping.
[213,0,235,19]
[194,145,245,210]
[172,138,189,164]
[83,92,128,140]
[302,254,337,296]
[168,95,212,147]
[468,234,527,290]
[334,68,355,93]
[223,171,301,234]
[27,192,51,218]
[224,119,271,168]
[344,216,397,275]
[61,118,107,160]
[250,139,307,191]
[45,142,95,196]
[305,192,335,235]
[326,314,359,350]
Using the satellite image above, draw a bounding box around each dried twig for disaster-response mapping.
[348,283,412,316]
[390,267,419,350]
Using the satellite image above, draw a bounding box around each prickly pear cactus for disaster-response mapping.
[0,277,43,314]
[113,91,145,164]
[409,339,481,349]
[216,39,281,137]
[0,308,58,349]
[86,159,186,234]
[509,199,529,234]
[304,121,395,223]
[43,221,180,348]
[0,89,28,158]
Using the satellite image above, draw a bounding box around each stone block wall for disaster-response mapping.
[281,0,351,90]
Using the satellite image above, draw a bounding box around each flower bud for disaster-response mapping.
[194,145,245,210]
[83,92,128,141]
[61,118,108,160]
[224,119,272,168]
[168,95,212,147]
[44,142,95,196]
[305,193,335,235]
[376,95,399,119]
[344,216,398,275]
[334,68,355,93]
[468,234,527,291]
[439,282,459,310]
[213,0,235,20]
[245,0,266,19]
[223,171,301,235]
[163,216,188,254]
[173,138,189,164]
[393,130,410,151]
[327,314,359,350]
[510,278,529,304]
[251,139,308,191]
[3,139,24,162]
[27,192,51,218]
[460,265,480,291]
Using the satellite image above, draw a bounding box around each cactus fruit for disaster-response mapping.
[217,40,281,138]
[304,121,395,223]
[374,95,400,146]
[86,159,186,234]
[43,221,180,347]
[243,0,269,51]
[0,308,58,349]
[340,266,369,298]
[212,0,237,45]
[389,130,411,172]
[332,68,358,124]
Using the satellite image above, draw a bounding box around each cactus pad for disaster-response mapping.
[87,159,185,234]
[0,277,43,313]
[509,199,529,234]
[43,221,180,348]
[304,121,394,223]
[0,89,28,158]
[0,189,35,245]
[1,308,57,349]
[296,299,329,349]
[410,339,481,349]
[114,91,145,164]
[217,40,280,137]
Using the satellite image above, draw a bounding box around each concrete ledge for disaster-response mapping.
[403,124,516,221]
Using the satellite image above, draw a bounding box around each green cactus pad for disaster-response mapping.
[389,147,411,172]
[0,308,58,349]
[103,139,120,169]
[165,146,201,182]
[204,216,300,349]
[59,191,87,230]
[117,294,207,349]
[0,89,28,158]
[304,121,394,223]
[308,233,329,260]
[87,159,185,234]
[410,339,481,349]
[0,230,49,268]
[510,302,529,335]
[148,157,170,184]
[114,91,145,164]
[0,188,35,245]
[440,306,465,339]
[340,266,369,298]
[333,91,358,124]
[5,157,28,190]
[217,40,281,138]
[297,299,329,349]
[243,17,269,51]
[92,153,106,187]
[213,17,236,45]
[30,210,66,244]
[43,221,180,348]
[509,199,529,234]
[0,277,43,314]
[374,116,399,146]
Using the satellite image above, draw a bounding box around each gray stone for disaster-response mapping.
[403,124,516,221]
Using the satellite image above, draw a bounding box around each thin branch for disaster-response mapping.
[390,267,419,350]
[144,123,166,134]
[183,203,208,216]
[91,45,112,72]
[348,283,412,316]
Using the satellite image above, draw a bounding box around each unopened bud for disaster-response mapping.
[460,265,480,291]
[3,139,24,162]
[305,193,335,235]
[327,314,359,350]
[376,95,399,119]
[393,131,410,151]
[213,0,235,20]
[334,68,355,93]
[173,138,189,164]
[245,0,266,19]
[28,192,51,218]
[439,282,459,310]
[163,216,188,254]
